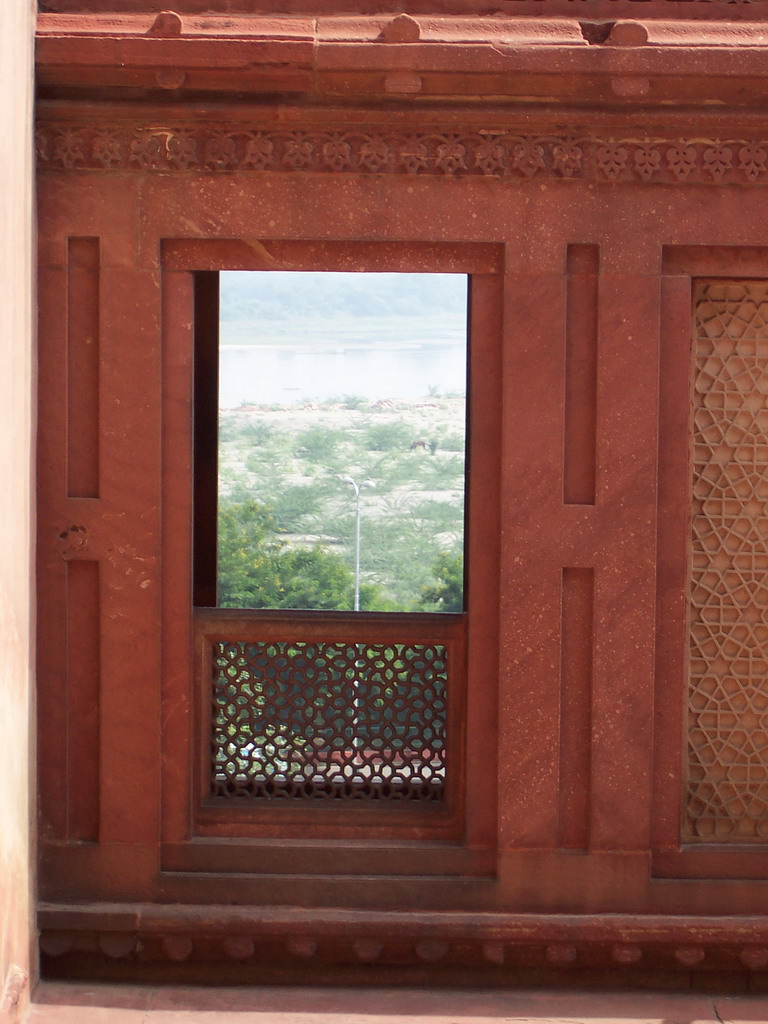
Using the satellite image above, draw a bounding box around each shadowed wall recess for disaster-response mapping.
[66,237,100,499]
[558,566,594,850]
[65,560,100,842]
[564,244,598,506]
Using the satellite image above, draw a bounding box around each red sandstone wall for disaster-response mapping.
[0,0,36,1020]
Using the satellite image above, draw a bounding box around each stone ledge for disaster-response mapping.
[36,904,768,978]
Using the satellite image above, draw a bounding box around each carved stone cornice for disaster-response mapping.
[35,2,768,21]
[37,904,768,977]
[34,122,768,184]
[36,12,768,107]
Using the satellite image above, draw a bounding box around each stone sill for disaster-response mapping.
[27,983,768,1021]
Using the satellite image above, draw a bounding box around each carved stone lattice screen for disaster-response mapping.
[687,280,768,840]
[212,640,447,800]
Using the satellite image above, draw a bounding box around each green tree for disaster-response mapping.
[218,498,354,610]
[419,550,464,613]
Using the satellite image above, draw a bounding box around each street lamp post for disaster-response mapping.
[341,476,374,764]
[341,476,374,612]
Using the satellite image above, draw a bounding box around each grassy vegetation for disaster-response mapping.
[218,396,466,612]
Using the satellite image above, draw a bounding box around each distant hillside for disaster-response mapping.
[219,271,468,323]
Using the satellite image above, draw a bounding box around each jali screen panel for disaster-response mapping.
[687,280,768,840]
[212,639,447,801]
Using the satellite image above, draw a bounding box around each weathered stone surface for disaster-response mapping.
[30,0,768,990]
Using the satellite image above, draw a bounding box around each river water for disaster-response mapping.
[219,339,467,408]
[218,271,468,408]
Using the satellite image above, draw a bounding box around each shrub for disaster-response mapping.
[362,419,415,452]
[218,497,354,610]
[419,550,464,613]
[295,426,347,463]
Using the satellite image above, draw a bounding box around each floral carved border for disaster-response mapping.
[35,124,768,183]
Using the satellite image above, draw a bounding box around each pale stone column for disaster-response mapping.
[0,0,36,1020]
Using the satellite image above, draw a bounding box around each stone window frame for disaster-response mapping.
[159,238,503,876]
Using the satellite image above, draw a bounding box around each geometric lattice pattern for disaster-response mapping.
[686,280,768,840]
[212,640,446,801]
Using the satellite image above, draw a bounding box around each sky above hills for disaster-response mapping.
[219,271,468,338]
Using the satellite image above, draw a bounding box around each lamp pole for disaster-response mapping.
[341,476,374,762]
[342,476,374,611]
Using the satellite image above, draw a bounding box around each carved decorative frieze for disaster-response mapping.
[34,124,768,184]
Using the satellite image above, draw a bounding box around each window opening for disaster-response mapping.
[194,269,469,805]
[209,271,468,613]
